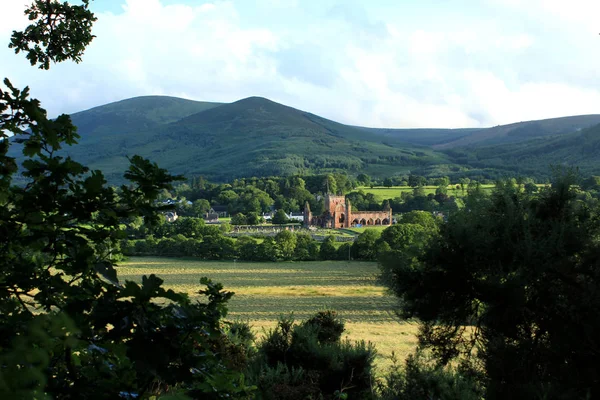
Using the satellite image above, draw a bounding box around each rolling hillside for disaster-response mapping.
[358,127,477,146]
[55,96,448,182]
[444,122,600,177]
[68,95,222,140]
[434,115,600,149]
[9,94,600,182]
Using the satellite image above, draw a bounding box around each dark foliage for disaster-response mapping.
[254,313,376,400]
[1,3,254,398]
[384,175,600,399]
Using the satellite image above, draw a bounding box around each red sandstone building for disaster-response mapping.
[303,194,392,229]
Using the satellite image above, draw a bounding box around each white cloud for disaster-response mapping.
[0,0,29,37]
[1,0,599,129]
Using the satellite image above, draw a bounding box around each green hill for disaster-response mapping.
[357,127,477,146]
[434,115,600,149]
[10,94,600,182]
[69,95,222,140]
[58,96,448,182]
[444,122,600,177]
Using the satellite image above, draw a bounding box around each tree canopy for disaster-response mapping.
[382,176,600,399]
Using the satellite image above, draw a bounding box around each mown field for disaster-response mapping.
[343,226,388,234]
[118,257,418,369]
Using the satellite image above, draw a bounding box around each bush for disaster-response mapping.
[272,209,289,225]
[378,352,482,400]
[319,235,337,260]
[253,312,376,399]
[301,310,344,344]
[232,213,248,225]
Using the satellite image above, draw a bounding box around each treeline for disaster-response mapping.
[161,172,505,219]
[166,173,354,217]
[378,174,600,399]
[122,211,441,262]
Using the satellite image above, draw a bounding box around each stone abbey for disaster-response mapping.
[303,193,392,229]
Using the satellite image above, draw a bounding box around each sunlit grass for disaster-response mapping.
[118,257,415,369]
[352,185,496,202]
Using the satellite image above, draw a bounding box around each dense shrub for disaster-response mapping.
[253,313,376,400]
[302,310,345,344]
[378,352,482,400]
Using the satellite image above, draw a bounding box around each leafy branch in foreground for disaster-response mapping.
[1,2,254,398]
[9,0,97,70]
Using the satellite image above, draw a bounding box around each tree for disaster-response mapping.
[351,229,380,260]
[323,174,337,194]
[0,3,253,398]
[383,177,394,188]
[408,174,426,188]
[172,216,205,238]
[399,210,439,231]
[412,185,426,198]
[357,173,371,187]
[271,209,289,225]
[319,235,337,260]
[218,189,239,205]
[337,242,353,261]
[192,198,211,216]
[231,213,248,225]
[275,230,297,261]
[459,177,470,193]
[294,233,319,261]
[257,237,281,261]
[236,236,259,260]
[434,176,450,187]
[384,175,600,399]
[246,211,263,225]
[581,176,600,190]
[523,182,538,194]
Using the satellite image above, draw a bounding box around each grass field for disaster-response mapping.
[118,257,418,370]
[343,226,388,234]
[354,184,548,203]
[353,185,496,202]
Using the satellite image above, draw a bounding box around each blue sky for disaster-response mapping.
[1,0,600,128]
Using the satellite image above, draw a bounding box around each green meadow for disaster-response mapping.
[118,257,419,368]
[352,185,496,202]
[354,184,548,203]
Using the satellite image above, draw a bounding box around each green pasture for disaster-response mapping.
[352,185,496,202]
[354,184,547,203]
[356,185,494,201]
[343,226,387,234]
[118,257,418,368]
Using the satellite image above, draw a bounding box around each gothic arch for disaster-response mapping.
[367,218,374,225]
[360,218,367,225]
[382,218,390,225]
[375,218,381,225]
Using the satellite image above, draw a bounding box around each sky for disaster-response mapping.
[1,0,600,128]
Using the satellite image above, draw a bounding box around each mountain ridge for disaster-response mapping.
[9,95,600,182]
